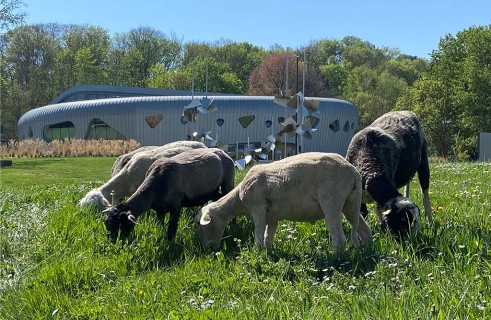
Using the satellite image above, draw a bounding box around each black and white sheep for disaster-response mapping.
[346,111,433,237]
[103,147,235,241]
[78,141,206,211]
[194,152,372,254]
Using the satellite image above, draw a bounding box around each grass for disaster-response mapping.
[0,157,490,319]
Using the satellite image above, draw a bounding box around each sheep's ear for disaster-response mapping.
[200,212,212,225]
[127,214,137,224]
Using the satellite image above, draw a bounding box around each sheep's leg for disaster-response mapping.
[320,201,346,254]
[422,188,433,225]
[404,183,410,197]
[264,221,278,248]
[342,195,372,248]
[417,146,433,225]
[167,208,181,241]
[251,210,267,248]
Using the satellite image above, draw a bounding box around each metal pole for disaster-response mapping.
[295,55,299,155]
[284,50,288,158]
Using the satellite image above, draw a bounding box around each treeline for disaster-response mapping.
[1,23,490,158]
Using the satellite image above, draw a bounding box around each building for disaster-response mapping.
[17,85,359,158]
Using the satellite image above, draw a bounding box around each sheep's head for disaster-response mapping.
[194,208,223,251]
[103,204,137,241]
[380,197,420,238]
[79,189,111,211]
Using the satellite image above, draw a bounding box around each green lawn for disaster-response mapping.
[0,157,490,319]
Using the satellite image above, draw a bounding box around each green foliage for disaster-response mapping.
[1,158,491,319]
[397,25,491,158]
[3,20,491,156]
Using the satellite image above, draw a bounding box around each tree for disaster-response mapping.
[396,74,454,157]
[248,50,324,97]
[0,24,60,138]
[57,25,111,86]
[0,0,26,31]
[402,24,491,158]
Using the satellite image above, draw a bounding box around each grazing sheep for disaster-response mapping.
[104,147,235,241]
[346,111,433,237]
[79,141,206,211]
[111,146,157,176]
[195,152,372,254]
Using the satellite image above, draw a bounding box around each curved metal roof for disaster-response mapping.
[19,95,357,127]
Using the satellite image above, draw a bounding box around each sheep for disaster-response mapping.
[103,147,235,241]
[346,110,433,237]
[194,152,372,254]
[111,146,157,176]
[79,141,206,211]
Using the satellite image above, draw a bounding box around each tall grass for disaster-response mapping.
[0,158,490,319]
[0,139,140,158]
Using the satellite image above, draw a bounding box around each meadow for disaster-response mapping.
[0,157,490,319]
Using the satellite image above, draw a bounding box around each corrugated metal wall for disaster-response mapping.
[18,95,358,156]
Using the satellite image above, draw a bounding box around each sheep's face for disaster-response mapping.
[194,209,223,251]
[103,205,136,241]
[380,197,420,238]
[79,189,111,211]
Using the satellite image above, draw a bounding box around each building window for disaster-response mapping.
[86,118,126,140]
[43,121,75,142]
[145,114,163,128]
[238,115,255,128]
[329,119,340,132]
[28,126,33,138]
[343,120,350,132]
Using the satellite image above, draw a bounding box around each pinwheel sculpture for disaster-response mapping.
[181,97,218,146]
[273,91,320,140]
[181,98,217,123]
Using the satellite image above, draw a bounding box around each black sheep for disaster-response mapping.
[103,147,235,241]
[346,111,433,237]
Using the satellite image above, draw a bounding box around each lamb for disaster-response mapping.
[194,152,372,254]
[79,140,206,211]
[103,147,235,241]
[346,110,433,237]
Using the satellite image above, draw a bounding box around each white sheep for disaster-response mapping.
[103,148,235,241]
[195,152,372,254]
[79,140,206,211]
[346,111,433,237]
[111,146,157,176]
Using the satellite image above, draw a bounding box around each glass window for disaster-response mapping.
[329,119,340,132]
[43,121,75,142]
[145,114,163,128]
[238,115,255,128]
[343,121,350,132]
[86,118,126,140]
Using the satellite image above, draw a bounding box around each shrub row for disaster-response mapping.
[0,139,141,158]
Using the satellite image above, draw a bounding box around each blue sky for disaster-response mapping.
[23,0,490,58]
